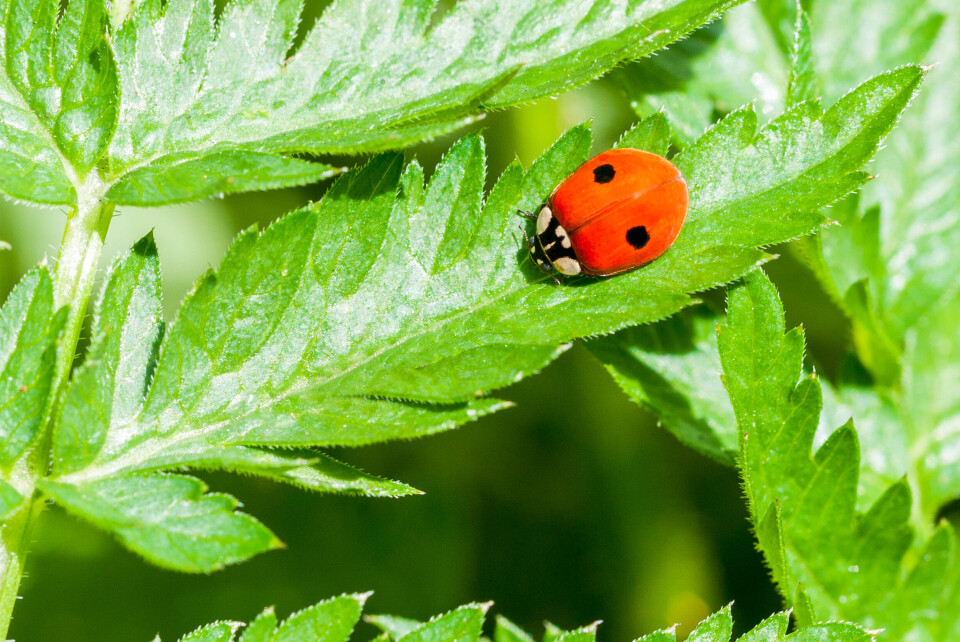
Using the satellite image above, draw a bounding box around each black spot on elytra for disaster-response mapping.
[593,164,615,184]
[626,226,650,249]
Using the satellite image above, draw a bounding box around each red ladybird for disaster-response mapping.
[525,148,687,277]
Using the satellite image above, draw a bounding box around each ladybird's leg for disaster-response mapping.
[516,209,538,219]
[517,223,533,250]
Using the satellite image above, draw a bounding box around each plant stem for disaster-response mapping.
[0,176,113,639]
[52,186,114,394]
[0,485,43,641]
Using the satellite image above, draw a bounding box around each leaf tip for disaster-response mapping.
[356,590,375,606]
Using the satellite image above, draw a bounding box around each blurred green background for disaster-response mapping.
[0,49,853,642]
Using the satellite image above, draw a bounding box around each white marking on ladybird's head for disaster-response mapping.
[555,224,572,248]
[541,240,556,251]
[536,206,553,235]
[553,257,582,276]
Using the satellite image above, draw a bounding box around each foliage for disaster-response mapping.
[0,0,953,639]
[161,597,875,642]
[592,0,960,638]
[0,0,748,209]
[721,271,960,638]
[23,57,918,569]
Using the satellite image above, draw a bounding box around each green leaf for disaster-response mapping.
[0,479,23,519]
[627,603,871,642]
[44,235,418,569]
[164,599,878,642]
[493,616,535,642]
[39,472,280,573]
[737,611,788,642]
[719,270,960,638]
[687,605,732,642]
[819,378,905,509]
[94,0,751,208]
[105,150,342,207]
[672,65,924,254]
[807,6,960,528]
[236,608,277,642]
[551,622,600,642]
[593,63,923,463]
[366,614,425,640]
[52,234,164,476]
[621,0,940,123]
[177,622,242,642]
[863,25,960,339]
[615,110,673,157]
[588,306,737,463]
[786,4,818,107]
[50,68,919,511]
[0,0,754,208]
[633,629,677,642]
[47,118,792,490]
[266,593,367,642]
[805,0,943,102]
[615,4,788,142]
[51,235,419,499]
[903,296,960,515]
[398,604,488,642]
[0,266,66,466]
[0,0,116,205]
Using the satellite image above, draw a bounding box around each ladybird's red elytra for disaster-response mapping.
[524,148,688,278]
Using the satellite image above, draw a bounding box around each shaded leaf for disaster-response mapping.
[366,614,425,640]
[588,306,736,463]
[494,616,535,642]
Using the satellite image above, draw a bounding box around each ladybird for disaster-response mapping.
[524,148,687,278]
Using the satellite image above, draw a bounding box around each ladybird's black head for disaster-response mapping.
[626,225,650,249]
[593,163,615,184]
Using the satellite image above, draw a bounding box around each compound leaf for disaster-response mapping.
[0,0,754,208]
[100,0,751,208]
[719,270,960,638]
[47,117,798,492]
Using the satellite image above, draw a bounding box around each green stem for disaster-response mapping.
[52,191,115,392]
[0,176,113,638]
[0,489,43,641]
